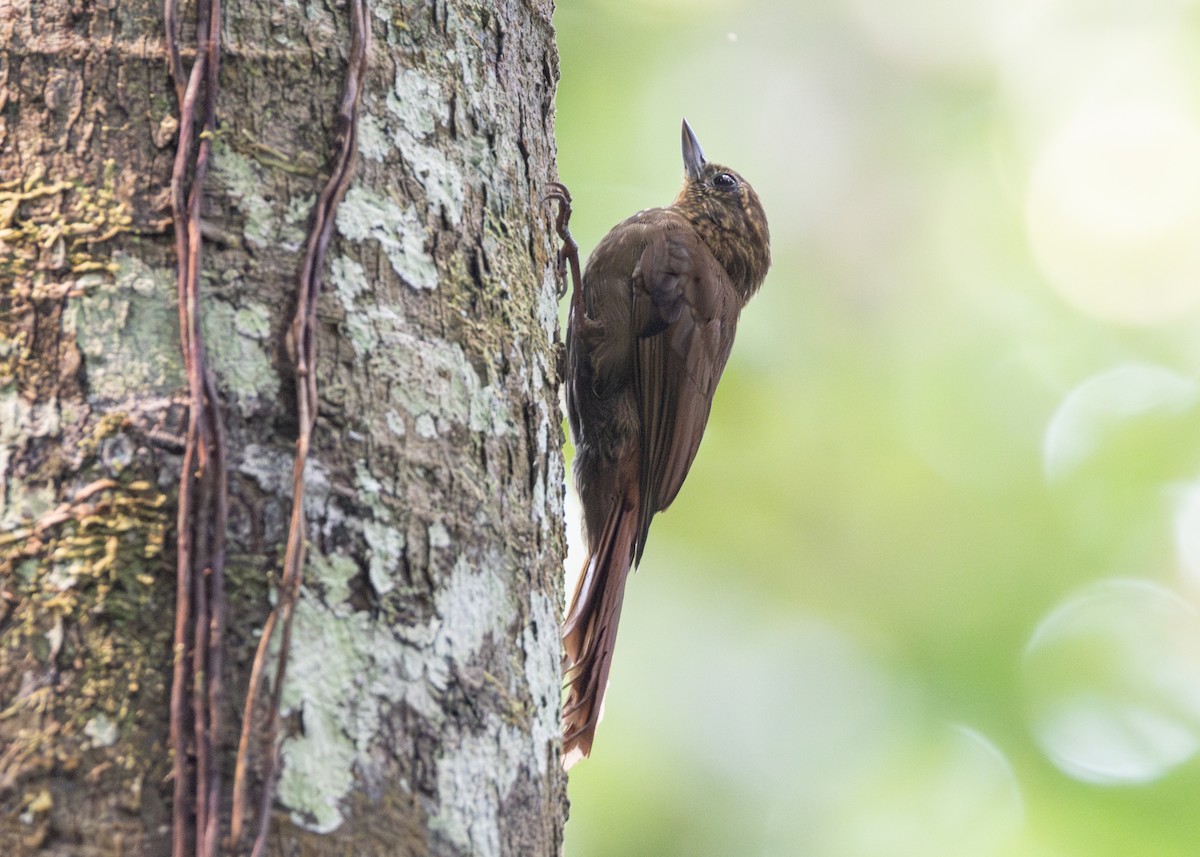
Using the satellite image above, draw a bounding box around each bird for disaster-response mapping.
[546,118,771,767]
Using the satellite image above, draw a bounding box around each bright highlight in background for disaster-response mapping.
[1042,363,1199,480]
[1026,102,1200,325]
[1024,579,1200,785]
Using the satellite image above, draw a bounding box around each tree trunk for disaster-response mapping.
[0,0,567,854]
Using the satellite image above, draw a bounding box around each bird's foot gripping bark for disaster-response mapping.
[543,181,582,301]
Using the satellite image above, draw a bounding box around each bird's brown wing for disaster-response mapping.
[631,221,739,564]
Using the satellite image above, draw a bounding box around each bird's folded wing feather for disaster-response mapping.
[631,224,738,563]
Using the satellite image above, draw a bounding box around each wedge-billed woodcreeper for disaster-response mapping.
[548,119,771,766]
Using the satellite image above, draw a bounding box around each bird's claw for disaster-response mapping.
[543,181,580,300]
[543,181,574,236]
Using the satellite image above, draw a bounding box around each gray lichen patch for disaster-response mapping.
[199,299,277,417]
[363,515,406,597]
[237,443,294,496]
[329,254,396,358]
[282,192,318,245]
[83,713,119,748]
[63,256,184,403]
[276,588,412,834]
[431,724,528,857]
[414,414,437,438]
[536,268,560,342]
[210,139,307,250]
[356,111,390,163]
[276,549,518,836]
[327,288,513,437]
[469,382,511,436]
[431,555,512,677]
[336,185,437,291]
[386,68,448,141]
[427,520,451,550]
[408,142,464,226]
[236,444,336,546]
[523,590,561,778]
[355,462,406,597]
[0,392,58,527]
[330,255,372,307]
[393,333,508,437]
[358,66,467,224]
[309,551,357,610]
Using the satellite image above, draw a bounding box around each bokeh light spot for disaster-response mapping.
[1026,102,1200,324]
[1024,578,1200,784]
[1042,362,1198,481]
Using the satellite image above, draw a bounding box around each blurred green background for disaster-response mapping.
[553,1,1200,855]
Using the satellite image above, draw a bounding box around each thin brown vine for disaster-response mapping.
[228,3,370,853]
[164,1,228,856]
[163,0,368,851]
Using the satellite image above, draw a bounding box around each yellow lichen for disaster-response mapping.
[0,480,172,784]
[0,159,131,284]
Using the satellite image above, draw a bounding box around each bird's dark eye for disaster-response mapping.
[712,173,738,190]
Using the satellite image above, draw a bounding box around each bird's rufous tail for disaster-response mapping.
[561,499,639,769]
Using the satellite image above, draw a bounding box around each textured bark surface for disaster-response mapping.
[0,0,566,854]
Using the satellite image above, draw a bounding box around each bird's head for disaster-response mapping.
[673,118,771,299]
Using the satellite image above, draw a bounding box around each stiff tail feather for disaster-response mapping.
[561,500,639,768]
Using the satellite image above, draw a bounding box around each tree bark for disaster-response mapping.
[0,0,567,854]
